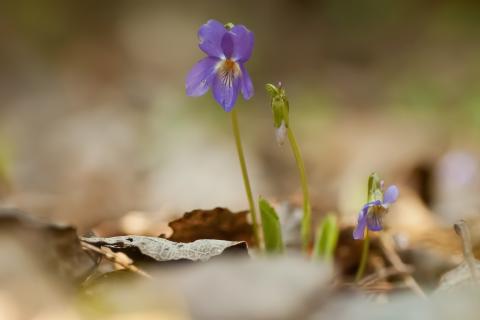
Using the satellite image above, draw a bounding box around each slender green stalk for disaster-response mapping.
[355,173,380,281]
[286,126,311,251]
[355,230,370,281]
[230,109,260,246]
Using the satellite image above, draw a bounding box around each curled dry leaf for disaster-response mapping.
[0,208,96,284]
[81,235,248,263]
[438,263,480,292]
[166,207,255,246]
[437,220,480,292]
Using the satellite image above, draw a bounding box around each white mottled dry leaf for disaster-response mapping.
[436,220,480,292]
[81,236,247,262]
[437,262,480,292]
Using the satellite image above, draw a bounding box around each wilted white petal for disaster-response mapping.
[275,121,287,146]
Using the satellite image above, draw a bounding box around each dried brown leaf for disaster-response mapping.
[166,207,255,246]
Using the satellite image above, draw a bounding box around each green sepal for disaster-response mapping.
[259,197,284,254]
[265,83,279,96]
[367,172,383,202]
[313,213,339,261]
[265,83,289,128]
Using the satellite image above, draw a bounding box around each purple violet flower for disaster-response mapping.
[353,185,399,240]
[186,20,254,111]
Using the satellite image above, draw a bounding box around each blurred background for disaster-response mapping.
[1,0,480,230]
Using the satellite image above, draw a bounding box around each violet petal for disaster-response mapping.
[211,73,241,112]
[221,32,234,58]
[239,63,254,100]
[383,185,399,205]
[229,25,254,62]
[198,20,227,58]
[353,206,369,240]
[186,57,219,96]
[366,208,384,231]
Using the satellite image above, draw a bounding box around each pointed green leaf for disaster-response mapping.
[313,214,339,261]
[259,197,284,254]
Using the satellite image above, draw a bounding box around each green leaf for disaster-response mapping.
[313,214,339,261]
[259,197,284,254]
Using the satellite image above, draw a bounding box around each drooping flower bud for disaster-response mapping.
[265,83,290,146]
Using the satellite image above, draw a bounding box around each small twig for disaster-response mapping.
[81,241,152,279]
[454,220,479,284]
[358,266,413,287]
[380,234,427,299]
[362,282,394,295]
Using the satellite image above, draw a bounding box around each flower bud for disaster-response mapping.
[265,83,289,129]
[224,22,235,30]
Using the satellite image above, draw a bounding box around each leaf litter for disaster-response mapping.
[166,207,255,246]
[81,235,248,263]
[2,196,480,319]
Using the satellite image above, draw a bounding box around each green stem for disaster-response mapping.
[355,230,370,282]
[286,126,311,252]
[230,109,260,246]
